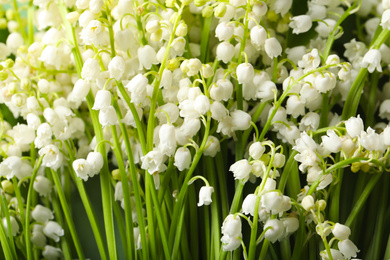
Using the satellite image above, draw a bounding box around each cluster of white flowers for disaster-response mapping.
[1,0,390,258]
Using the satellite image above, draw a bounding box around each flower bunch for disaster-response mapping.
[1,0,390,259]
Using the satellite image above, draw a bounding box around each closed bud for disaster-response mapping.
[332,223,351,240]
[302,195,315,211]
[33,176,53,197]
[215,3,227,18]
[32,205,54,224]
[202,6,213,17]
[1,180,14,194]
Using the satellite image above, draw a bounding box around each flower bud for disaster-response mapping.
[204,135,220,157]
[108,56,125,80]
[302,195,315,211]
[1,180,14,194]
[231,110,251,131]
[249,142,265,160]
[222,214,241,237]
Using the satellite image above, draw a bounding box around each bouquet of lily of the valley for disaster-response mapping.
[1,0,390,259]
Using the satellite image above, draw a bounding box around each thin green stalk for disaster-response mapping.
[345,172,382,227]
[112,98,148,260]
[12,177,25,229]
[0,209,15,260]
[171,205,186,260]
[247,195,261,260]
[12,0,27,41]
[47,175,72,260]
[168,113,211,252]
[50,169,85,260]
[278,150,299,194]
[215,152,229,218]
[342,28,390,120]
[25,156,43,260]
[329,154,343,223]
[280,239,291,260]
[112,200,129,260]
[0,191,17,260]
[110,124,135,259]
[206,157,221,260]
[259,239,270,260]
[307,157,369,195]
[366,174,387,260]
[291,211,305,260]
[27,0,34,45]
[188,184,199,260]
[64,141,108,260]
[200,16,212,63]
[59,5,118,258]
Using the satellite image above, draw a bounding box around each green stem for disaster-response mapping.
[259,239,270,260]
[0,191,17,260]
[345,172,382,227]
[0,201,15,260]
[63,142,108,260]
[12,0,27,41]
[307,157,369,195]
[110,124,135,259]
[25,156,43,260]
[168,113,212,253]
[200,16,212,63]
[50,169,85,260]
[342,29,390,120]
[247,195,261,260]
[112,98,148,260]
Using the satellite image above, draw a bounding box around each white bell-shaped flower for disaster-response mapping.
[249,142,265,160]
[73,159,92,181]
[174,147,191,171]
[210,101,229,122]
[221,234,241,251]
[141,150,167,174]
[43,221,64,242]
[231,110,251,131]
[31,224,47,248]
[210,79,233,102]
[158,124,177,156]
[321,130,342,153]
[204,136,220,157]
[250,25,267,49]
[338,239,359,259]
[216,42,235,63]
[108,56,125,80]
[197,186,214,206]
[229,159,251,180]
[345,115,364,138]
[264,219,285,243]
[92,90,111,110]
[42,245,62,260]
[332,223,351,240]
[33,176,53,196]
[236,63,254,84]
[86,152,104,177]
[194,94,210,115]
[301,195,315,211]
[221,214,241,237]
[138,45,158,69]
[289,15,312,34]
[39,145,63,170]
[99,106,118,127]
[215,22,234,41]
[264,37,282,58]
[242,194,258,216]
[31,205,54,224]
[2,216,19,236]
[362,49,382,73]
[81,58,100,81]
